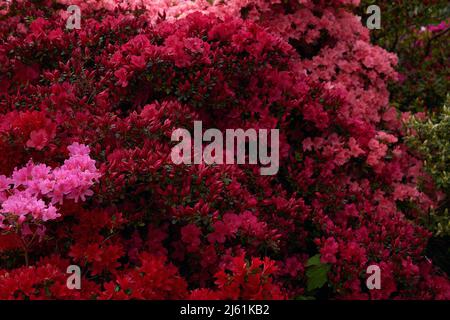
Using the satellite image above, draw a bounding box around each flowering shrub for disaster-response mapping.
[0,142,100,266]
[358,1,449,244]
[0,0,449,300]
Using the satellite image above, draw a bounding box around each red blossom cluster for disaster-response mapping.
[0,0,448,300]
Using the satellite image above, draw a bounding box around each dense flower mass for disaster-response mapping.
[0,0,448,300]
[0,142,100,228]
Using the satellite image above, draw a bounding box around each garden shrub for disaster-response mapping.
[0,0,449,299]
[358,1,449,241]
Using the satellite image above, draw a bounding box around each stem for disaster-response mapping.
[23,249,29,267]
[20,237,29,267]
[425,28,449,57]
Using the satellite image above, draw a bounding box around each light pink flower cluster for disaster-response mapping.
[0,143,100,230]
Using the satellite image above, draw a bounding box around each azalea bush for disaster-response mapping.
[0,0,449,300]
[358,1,449,240]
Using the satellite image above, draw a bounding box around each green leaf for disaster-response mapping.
[306,254,321,267]
[306,254,330,292]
